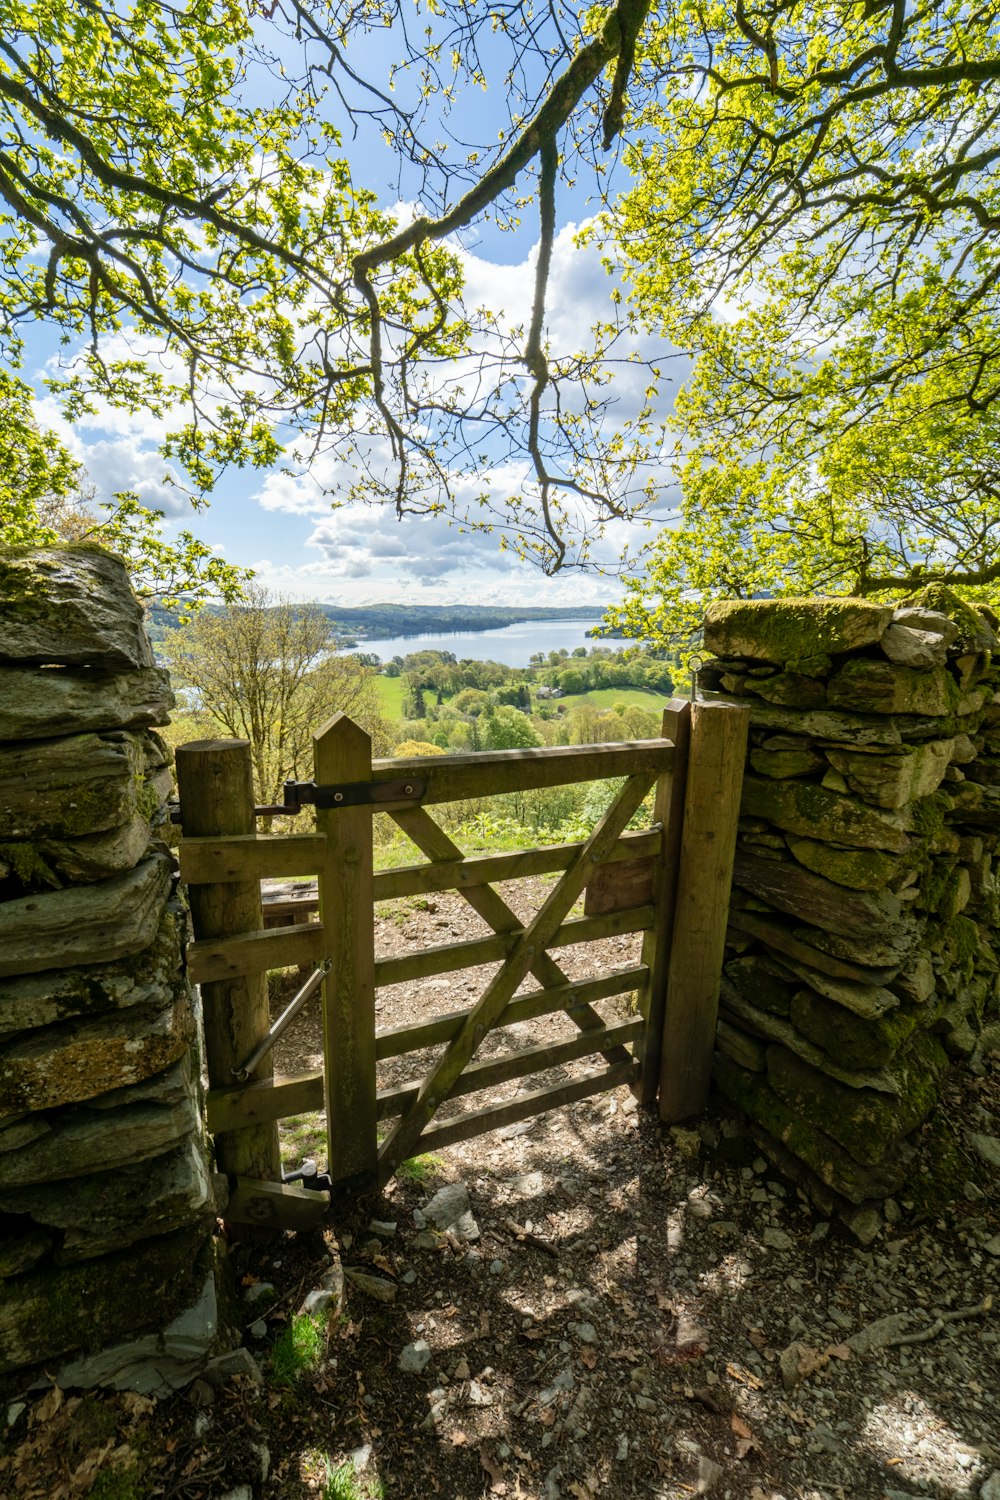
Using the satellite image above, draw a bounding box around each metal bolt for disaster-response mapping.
[334,791,344,803]
[404,784,414,795]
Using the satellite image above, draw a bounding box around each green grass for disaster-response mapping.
[375,675,406,719]
[551,686,668,710]
[397,1151,447,1186]
[323,1460,365,1500]
[271,1312,326,1385]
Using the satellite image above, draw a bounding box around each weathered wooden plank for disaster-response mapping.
[225,1177,329,1230]
[377,770,656,1183]
[316,714,378,1190]
[377,1017,644,1119]
[659,701,750,1122]
[374,965,647,1059]
[187,922,325,985]
[206,1071,324,1134]
[373,904,655,988]
[176,740,281,1187]
[583,856,655,918]
[414,1061,639,1152]
[637,701,692,1106]
[178,833,326,884]
[369,739,673,805]
[390,805,633,1068]
[372,828,661,902]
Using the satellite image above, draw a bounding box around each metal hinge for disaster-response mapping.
[254,776,427,816]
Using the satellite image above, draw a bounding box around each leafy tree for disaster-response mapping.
[605,0,1000,621]
[480,705,544,751]
[0,0,668,573]
[167,585,390,807]
[0,371,248,604]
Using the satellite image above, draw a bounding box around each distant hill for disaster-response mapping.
[148,600,612,645]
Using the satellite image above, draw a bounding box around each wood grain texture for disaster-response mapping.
[315,714,377,1189]
[176,739,281,1185]
[658,702,750,1122]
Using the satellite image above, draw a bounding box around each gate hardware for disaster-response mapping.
[254,776,427,817]
[687,653,705,702]
[282,1157,332,1192]
[231,959,332,1082]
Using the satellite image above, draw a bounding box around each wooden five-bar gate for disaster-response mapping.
[175,700,748,1229]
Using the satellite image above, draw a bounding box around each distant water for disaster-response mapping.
[342,618,605,667]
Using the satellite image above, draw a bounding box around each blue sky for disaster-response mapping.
[20,13,685,608]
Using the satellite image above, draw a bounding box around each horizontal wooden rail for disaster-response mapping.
[374,964,646,1060]
[376,1016,643,1120]
[205,966,647,1132]
[206,1070,324,1135]
[369,739,674,806]
[373,904,654,988]
[179,832,326,885]
[188,923,325,985]
[409,1060,639,1153]
[180,826,661,901]
[373,827,661,902]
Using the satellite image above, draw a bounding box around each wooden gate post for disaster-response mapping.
[176,739,282,1184]
[657,700,750,1122]
[314,714,378,1190]
[637,700,692,1106]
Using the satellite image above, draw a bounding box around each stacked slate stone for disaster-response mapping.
[0,546,220,1386]
[700,589,1000,1241]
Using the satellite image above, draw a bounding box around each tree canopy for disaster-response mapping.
[5,0,1000,607]
[1,0,669,574]
[605,0,1000,633]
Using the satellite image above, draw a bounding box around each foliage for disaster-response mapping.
[604,0,1000,620]
[0,0,669,572]
[166,584,391,807]
[0,373,246,604]
[395,1152,447,1186]
[479,704,544,751]
[270,1312,326,1386]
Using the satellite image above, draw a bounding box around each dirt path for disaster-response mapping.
[3,883,999,1500]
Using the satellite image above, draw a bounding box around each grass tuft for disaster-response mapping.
[270,1311,326,1385]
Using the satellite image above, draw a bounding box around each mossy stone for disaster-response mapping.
[750,748,826,780]
[704,598,893,664]
[786,836,898,891]
[724,955,794,1015]
[741,775,911,852]
[827,659,958,717]
[0,1225,210,1373]
[903,584,998,653]
[765,1032,947,1166]
[712,1053,910,1203]
[789,987,922,1070]
[752,671,827,709]
[0,547,154,670]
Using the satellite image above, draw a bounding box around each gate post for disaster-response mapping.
[637,699,691,1106]
[314,713,378,1190]
[175,739,282,1185]
[657,700,750,1122]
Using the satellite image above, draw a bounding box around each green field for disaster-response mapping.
[550,686,669,711]
[376,674,407,719]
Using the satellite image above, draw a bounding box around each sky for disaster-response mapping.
[18,10,686,611]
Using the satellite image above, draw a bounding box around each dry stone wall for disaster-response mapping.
[700,589,1000,1240]
[0,547,222,1389]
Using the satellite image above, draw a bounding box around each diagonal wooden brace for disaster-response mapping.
[377,770,655,1184]
[390,805,634,1068]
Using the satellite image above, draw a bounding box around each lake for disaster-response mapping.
[344,618,608,667]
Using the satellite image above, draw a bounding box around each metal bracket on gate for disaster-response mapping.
[231,959,332,1082]
[254,776,427,817]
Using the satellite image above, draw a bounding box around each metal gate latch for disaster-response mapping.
[231,959,332,1081]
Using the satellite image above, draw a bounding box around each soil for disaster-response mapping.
[2,881,999,1500]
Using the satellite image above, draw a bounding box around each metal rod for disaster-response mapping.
[231,960,332,1081]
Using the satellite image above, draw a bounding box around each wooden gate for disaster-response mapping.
[175,700,748,1228]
